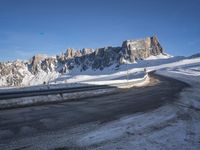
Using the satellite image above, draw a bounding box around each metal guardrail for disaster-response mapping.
[0,85,114,100]
[0,74,149,100]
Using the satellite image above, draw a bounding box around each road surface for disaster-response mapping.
[0,73,189,150]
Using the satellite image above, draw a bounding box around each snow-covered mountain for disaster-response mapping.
[0,36,169,87]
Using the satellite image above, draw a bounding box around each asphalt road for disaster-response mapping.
[0,73,189,150]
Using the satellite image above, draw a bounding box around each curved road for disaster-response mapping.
[0,73,189,150]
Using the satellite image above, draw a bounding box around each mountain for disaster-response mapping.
[0,35,168,87]
[188,53,200,59]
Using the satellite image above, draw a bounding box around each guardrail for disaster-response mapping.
[0,74,149,109]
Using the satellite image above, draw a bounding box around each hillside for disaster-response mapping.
[0,36,168,87]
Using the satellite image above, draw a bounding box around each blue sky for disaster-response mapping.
[0,0,200,61]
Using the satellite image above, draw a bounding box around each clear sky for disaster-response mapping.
[0,0,200,61]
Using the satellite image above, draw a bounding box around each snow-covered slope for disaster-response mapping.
[0,35,167,87]
[75,57,200,150]
[145,53,172,60]
[1,34,199,88]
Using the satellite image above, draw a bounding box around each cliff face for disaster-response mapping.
[53,35,163,72]
[122,36,164,62]
[0,36,165,86]
[0,60,28,86]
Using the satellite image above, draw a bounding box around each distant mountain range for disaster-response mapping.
[0,36,168,86]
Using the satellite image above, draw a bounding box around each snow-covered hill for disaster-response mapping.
[0,35,167,87]
[1,35,199,88]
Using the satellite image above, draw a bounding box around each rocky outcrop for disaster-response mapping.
[82,48,93,55]
[41,57,57,72]
[150,36,164,55]
[29,54,46,74]
[0,60,27,86]
[122,36,163,62]
[65,48,75,58]
[0,36,166,86]
[75,50,82,57]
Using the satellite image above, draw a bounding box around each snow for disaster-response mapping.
[47,56,180,85]
[50,56,199,87]
[78,106,178,147]
[0,55,200,149]
[1,54,199,94]
[0,73,150,109]
[76,58,200,149]
[0,72,148,94]
[0,53,176,88]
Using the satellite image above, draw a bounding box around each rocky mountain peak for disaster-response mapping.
[30,54,47,74]
[65,48,76,58]
[122,35,163,62]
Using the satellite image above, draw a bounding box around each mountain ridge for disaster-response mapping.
[0,35,166,86]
